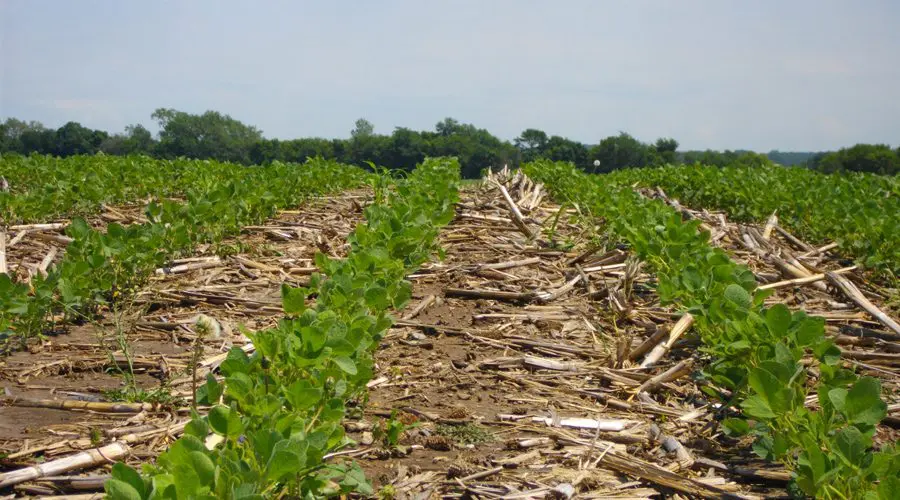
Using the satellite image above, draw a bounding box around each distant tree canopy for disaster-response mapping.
[152,108,263,164]
[1,113,895,177]
[807,144,900,175]
[767,150,820,166]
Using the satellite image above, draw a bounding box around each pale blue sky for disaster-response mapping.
[1,1,898,151]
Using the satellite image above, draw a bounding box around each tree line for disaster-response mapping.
[1,109,897,176]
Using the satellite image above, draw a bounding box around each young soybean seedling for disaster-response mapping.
[190,314,222,409]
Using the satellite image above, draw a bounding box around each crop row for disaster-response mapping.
[0,157,368,344]
[525,160,898,499]
[604,164,900,279]
[0,154,243,224]
[103,157,461,499]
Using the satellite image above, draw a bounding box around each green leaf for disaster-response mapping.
[110,462,146,498]
[104,479,143,500]
[833,426,870,466]
[829,387,848,413]
[795,316,824,347]
[188,451,216,486]
[172,463,203,498]
[285,380,323,410]
[843,377,887,426]
[721,417,750,437]
[281,283,307,316]
[364,286,389,310]
[300,326,326,354]
[195,373,223,406]
[265,441,307,482]
[340,462,374,495]
[813,339,842,365]
[207,405,243,437]
[877,476,900,500]
[724,283,752,309]
[219,346,251,375]
[184,415,209,439]
[333,355,358,375]
[742,394,777,419]
[748,366,789,413]
[765,304,792,336]
[391,281,412,309]
[796,443,828,496]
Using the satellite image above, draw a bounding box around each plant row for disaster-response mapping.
[0,157,368,344]
[104,158,461,499]
[604,164,900,279]
[524,160,898,499]
[0,154,235,224]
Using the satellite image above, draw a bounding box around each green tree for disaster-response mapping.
[1,118,48,153]
[98,134,128,155]
[152,108,262,164]
[840,144,898,174]
[435,117,462,136]
[20,128,56,155]
[543,135,589,167]
[428,121,516,178]
[653,137,679,164]
[589,132,655,172]
[124,124,156,155]
[54,121,107,156]
[384,127,426,170]
[515,128,549,163]
[812,144,899,175]
[350,118,375,139]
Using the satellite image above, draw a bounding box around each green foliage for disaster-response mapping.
[434,423,493,445]
[606,163,900,278]
[105,157,460,499]
[0,155,368,343]
[153,109,263,164]
[525,159,899,499]
[588,132,659,172]
[0,154,199,223]
[373,412,418,449]
[680,149,774,168]
[767,150,821,166]
[654,137,679,164]
[811,144,900,175]
[515,128,549,163]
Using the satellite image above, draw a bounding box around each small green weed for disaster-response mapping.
[435,423,493,445]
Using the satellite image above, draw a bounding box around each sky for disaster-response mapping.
[1,1,898,151]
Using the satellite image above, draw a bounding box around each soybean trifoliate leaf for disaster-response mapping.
[724,284,752,309]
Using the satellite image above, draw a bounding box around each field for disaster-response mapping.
[0,155,898,499]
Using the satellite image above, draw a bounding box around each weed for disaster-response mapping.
[435,423,493,445]
[104,386,182,406]
[378,484,397,500]
[89,427,103,446]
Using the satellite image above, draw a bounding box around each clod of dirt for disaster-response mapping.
[424,435,453,451]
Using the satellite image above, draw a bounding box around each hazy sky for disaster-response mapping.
[1,1,898,151]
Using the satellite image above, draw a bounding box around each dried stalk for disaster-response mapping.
[0,228,7,275]
[1,396,158,413]
[38,247,58,277]
[0,442,129,488]
[640,314,694,368]
[494,182,533,239]
[762,212,777,240]
[633,358,694,397]
[9,222,69,231]
[827,272,900,335]
[758,265,857,291]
